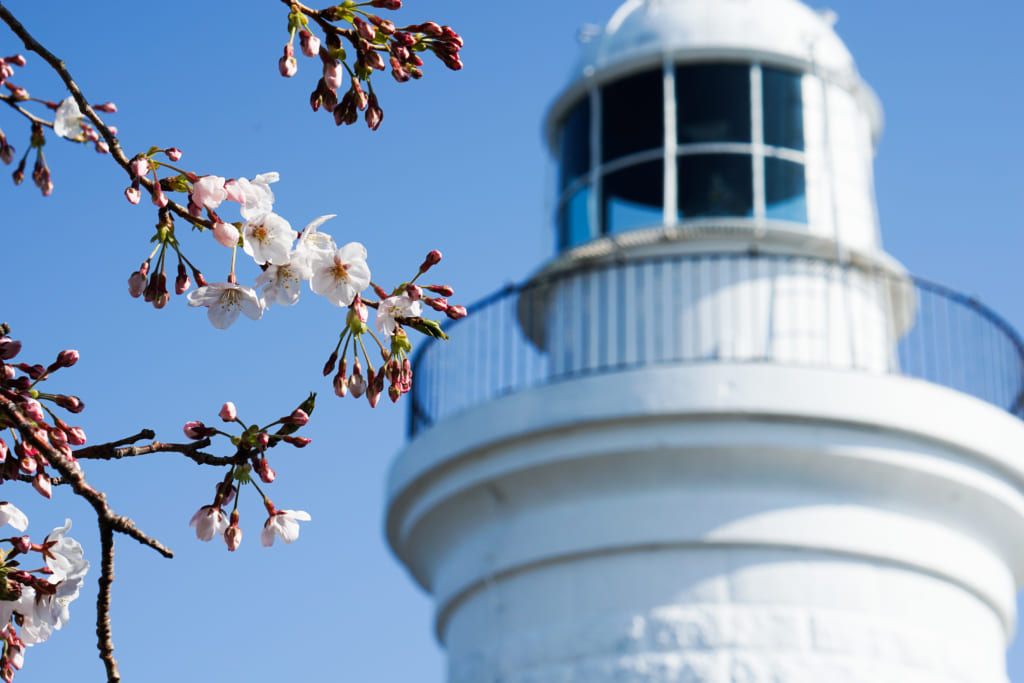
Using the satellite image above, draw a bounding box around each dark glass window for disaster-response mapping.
[676,64,750,144]
[765,157,807,222]
[602,160,663,235]
[601,69,664,163]
[558,98,591,190]
[763,67,804,150]
[557,185,592,250]
[677,154,753,219]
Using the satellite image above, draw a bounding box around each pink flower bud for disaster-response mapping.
[94,101,117,113]
[65,426,86,446]
[446,305,468,320]
[5,55,26,67]
[124,185,141,204]
[426,284,454,297]
[299,30,321,58]
[183,420,208,439]
[0,143,14,165]
[279,55,298,78]
[369,0,402,8]
[322,351,338,377]
[56,349,79,368]
[348,373,366,399]
[257,431,270,448]
[365,92,383,131]
[224,524,242,551]
[151,185,168,207]
[32,473,50,499]
[0,439,7,462]
[212,221,240,248]
[165,147,182,161]
[175,271,191,295]
[219,402,237,422]
[352,296,368,323]
[95,140,109,154]
[22,399,44,423]
[364,50,386,71]
[419,250,442,273]
[255,457,276,482]
[129,157,150,179]
[389,385,401,403]
[405,284,422,300]
[224,179,245,204]
[11,535,30,554]
[0,337,21,360]
[289,408,310,426]
[323,60,343,90]
[353,17,377,42]
[282,436,311,448]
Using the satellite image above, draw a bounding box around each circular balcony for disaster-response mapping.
[409,252,1024,437]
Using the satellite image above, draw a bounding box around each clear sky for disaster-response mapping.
[2,1,1023,681]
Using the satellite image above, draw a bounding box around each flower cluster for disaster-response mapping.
[0,507,89,682]
[284,0,463,130]
[184,396,315,552]
[0,336,85,499]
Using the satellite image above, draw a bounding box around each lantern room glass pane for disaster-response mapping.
[765,157,807,222]
[558,98,591,190]
[601,69,664,163]
[677,154,753,219]
[763,67,804,150]
[557,185,592,251]
[675,64,751,144]
[603,160,663,235]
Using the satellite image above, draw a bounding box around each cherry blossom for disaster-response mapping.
[40,519,89,585]
[260,509,311,547]
[256,259,312,308]
[189,505,228,542]
[234,172,279,221]
[52,97,83,141]
[191,175,228,210]
[376,294,423,337]
[309,242,371,307]
[0,502,27,532]
[187,282,264,329]
[241,212,296,266]
[293,214,338,264]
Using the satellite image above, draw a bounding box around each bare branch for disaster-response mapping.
[0,395,174,559]
[0,94,53,127]
[0,2,213,230]
[96,521,120,683]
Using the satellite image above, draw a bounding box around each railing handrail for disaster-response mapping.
[409,252,1024,437]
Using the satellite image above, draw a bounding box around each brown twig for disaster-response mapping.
[0,396,174,559]
[0,94,52,127]
[96,521,120,682]
[0,3,213,230]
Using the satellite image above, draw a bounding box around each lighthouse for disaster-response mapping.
[386,0,1024,681]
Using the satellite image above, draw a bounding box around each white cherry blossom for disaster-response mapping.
[187,283,263,329]
[260,509,311,546]
[234,172,279,221]
[256,259,312,308]
[189,505,228,542]
[293,214,338,267]
[41,519,89,585]
[376,295,423,337]
[309,242,371,307]
[242,212,296,266]
[0,501,28,532]
[53,96,83,140]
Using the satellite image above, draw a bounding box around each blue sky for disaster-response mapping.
[1,1,1023,681]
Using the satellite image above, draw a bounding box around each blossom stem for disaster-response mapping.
[229,245,238,283]
[357,334,375,374]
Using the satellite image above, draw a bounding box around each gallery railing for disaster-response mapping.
[408,252,1024,437]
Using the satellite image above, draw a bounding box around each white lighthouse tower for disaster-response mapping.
[387,1,1024,681]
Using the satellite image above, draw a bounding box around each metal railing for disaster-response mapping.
[409,252,1024,437]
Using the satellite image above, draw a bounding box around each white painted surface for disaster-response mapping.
[388,365,1024,681]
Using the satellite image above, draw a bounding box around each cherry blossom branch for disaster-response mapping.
[96,520,120,683]
[0,2,213,230]
[0,395,174,558]
[0,93,51,127]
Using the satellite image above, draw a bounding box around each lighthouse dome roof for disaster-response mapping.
[574,0,856,80]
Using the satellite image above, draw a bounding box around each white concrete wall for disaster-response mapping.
[388,365,1024,682]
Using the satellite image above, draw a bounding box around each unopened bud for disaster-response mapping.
[224,524,242,552]
[419,250,442,273]
[405,284,422,300]
[0,337,21,360]
[183,420,209,440]
[446,305,468,320]
[426,284,454,297]
[125,185,141,204]
[299,30,321,58]
[289,408,310,427]
[55,349,79,368]
[282,435,311,448]
[322,351,338,377]
[94,101,117,113]
[279,54,298,78]
[219,401,237,422]
[32,473,51,499]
